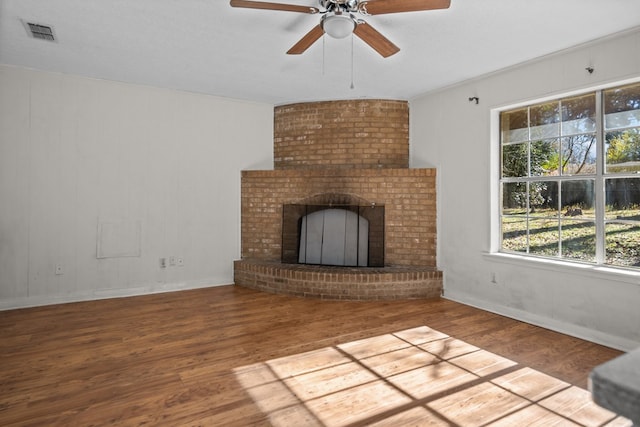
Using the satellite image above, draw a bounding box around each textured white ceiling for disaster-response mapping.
[1,0,639,105]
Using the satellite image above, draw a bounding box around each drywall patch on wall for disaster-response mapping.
[97,220,142,258]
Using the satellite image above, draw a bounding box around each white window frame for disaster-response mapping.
[489,78,640,282]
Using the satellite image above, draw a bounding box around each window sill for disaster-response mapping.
[483,252,640,285]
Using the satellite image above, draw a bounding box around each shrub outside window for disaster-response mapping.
[500,82,640,269]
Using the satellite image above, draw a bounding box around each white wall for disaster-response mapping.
[410,28,640,351]
[0,65,273,309]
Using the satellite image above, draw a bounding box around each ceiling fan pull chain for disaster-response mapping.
[322,34,326,76]
[350,33,355,89]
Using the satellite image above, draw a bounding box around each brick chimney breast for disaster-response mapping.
[274,100,409,170]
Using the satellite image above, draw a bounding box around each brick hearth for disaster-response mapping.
[234,260,442,300]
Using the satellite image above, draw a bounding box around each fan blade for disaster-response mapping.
[230,0,319,14]
[360,0,450,15]
[287,24,324,54]
[353,22,399,57]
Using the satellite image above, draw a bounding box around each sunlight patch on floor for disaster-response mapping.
[233,326,631,426]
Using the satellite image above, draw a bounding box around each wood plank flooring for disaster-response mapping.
[0,285,630,426]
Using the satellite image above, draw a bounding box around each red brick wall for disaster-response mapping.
[274,100,409,170]
[241,168,437,267]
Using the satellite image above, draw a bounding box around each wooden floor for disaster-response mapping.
[0,285,630,426]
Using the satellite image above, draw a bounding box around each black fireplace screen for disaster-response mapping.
[282,203,384,267]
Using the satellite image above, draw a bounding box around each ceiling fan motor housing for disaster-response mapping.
[320,0,360,13]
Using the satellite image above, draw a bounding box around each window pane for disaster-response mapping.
[561,180,595,219]
[529,181,559,257]
[561,219,596,262]
[501,216,528,253]
[561,94,596,135]
[501,108,528,143]
[529,218,559,257]
[502,182,528,213]
[530,102,560,139]
[502,143,528,177]
[605,223,640,267]
[561,134,597,175]
[531,181,558,213]
[605,128,640,173]
[604,82,640,130]
[531,139,559,176]
[605,178,640,219]
[605,110,640,131]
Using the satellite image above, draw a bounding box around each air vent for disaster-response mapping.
[26,22,55,41]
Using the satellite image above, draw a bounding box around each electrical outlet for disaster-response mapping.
[160,258,167,268]
[169,256,176,266]
[177,257,184,267]
[55,264,63,275]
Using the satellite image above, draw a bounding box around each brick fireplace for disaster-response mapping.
[234,99,442,300]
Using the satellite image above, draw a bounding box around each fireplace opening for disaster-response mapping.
[299,209,368,266]
[282,202,384,267]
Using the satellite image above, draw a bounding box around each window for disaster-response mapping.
[500,82,640,269]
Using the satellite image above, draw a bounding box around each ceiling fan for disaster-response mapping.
[229,0,451,58]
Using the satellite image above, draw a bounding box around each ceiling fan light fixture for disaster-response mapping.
[321,13,356,39]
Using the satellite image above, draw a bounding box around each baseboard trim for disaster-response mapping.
[0,280,231,311]
[443,289,639,352]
